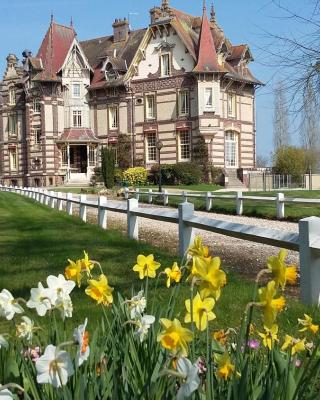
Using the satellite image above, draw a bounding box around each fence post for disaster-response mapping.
[79,194,87,222]
[57,192,63,211]
[236,191,243,215]
[35,189,40,202]
[124,187,129,200]
[148,189,153,204]
[49,191,56,208]
[182,191,188,202]
[127,198,139,240]
[206,192,212,211]
[98,196,107,229]
[178,202,195,259]
[276,193,285,219]
[44,190,50,206]
[135,188,140,201]
[66,193,73,215]
[299,217,320,305]
[163,189,169,206]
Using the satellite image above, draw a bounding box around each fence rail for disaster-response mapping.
[124,188,320,220]
[1,185,320,306]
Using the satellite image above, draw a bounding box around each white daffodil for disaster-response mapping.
[127,290,146,319]
[55,296,73,320]
[46,274,75,299]
[176,357,200,400]
[0,335,8,349]
[73,318,90,367]
[16,316,34,341]
[135,315,155,343]
[0,289,24,320]
[36,344,74,388]
[26,282,54,317]
[0,387,13,400]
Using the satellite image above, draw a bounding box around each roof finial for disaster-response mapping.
[50,11,54,23]
[70,16,73,27]
[210,2,216,23]
[162,0,169,10]
[203,0,207,13]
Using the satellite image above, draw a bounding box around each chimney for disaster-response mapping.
[112,18,129,43]
[6,54,18,68]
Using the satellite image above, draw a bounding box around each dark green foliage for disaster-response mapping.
[117,134,132,169]
[273,146,307,176]
[101,148,116,189]
[90,167,103,187]
[173,162,203,185]
[193,136,211,182]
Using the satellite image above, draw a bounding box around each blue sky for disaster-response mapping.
[0,0,313,160]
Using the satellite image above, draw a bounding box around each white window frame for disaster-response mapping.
[34,127,41,145]
[109,106,118,130]
[72,110,82,127]
[204,87,213,111]
[179,130,191,161]
[146,95,156,120]
[9,148,17,171]
[72,83,81,98]
[179,90,190,116]
[227,93,236,118]
[225,131,238,168]
[33,98,41,114]
[8,115,17,136]
[161,53,171,77]
[61,147,68,167]
[146,132,157,163]
[8,88,16,106]
[89,146,96,167]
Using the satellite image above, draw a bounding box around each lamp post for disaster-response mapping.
[156,140,163,193]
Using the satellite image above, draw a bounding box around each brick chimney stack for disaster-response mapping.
[112,18,129,43]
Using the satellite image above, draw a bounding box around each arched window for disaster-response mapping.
[225,131,238,168]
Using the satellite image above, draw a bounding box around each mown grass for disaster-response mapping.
[0,192,316,335]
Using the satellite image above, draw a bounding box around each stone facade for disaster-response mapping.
[0,1,261,187]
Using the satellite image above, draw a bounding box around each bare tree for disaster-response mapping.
[273,80,290,150]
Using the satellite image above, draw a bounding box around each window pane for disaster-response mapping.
[228,93,236,117]
[146,95,155,119]
[34,128,41,145]
[73,110,82,127]
[109,107,118,129]
[147,133,157,162]
[73,84,80,97]
[162,54,170,76]
[179,91,189,115]
[180,131,191,160]
[33,98,41,113]
[61,147,68,166]
[9,148,17,170]
[205,88,213,107]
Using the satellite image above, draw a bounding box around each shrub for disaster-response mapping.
[117,134,132,170]
[101,148,116,189]
[273,146,307,176]
[149,164,176,185]
[90,167,103,187]
[173,162,203,185]
[123,167,148,186]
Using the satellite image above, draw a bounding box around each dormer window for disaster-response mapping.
[204,88,214,111]
[161,54,171,77]
[105,62,117,81]
[8,88,16,105]
[73,84,81,98]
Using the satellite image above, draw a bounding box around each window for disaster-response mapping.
[161,54,171,76]
[73,110,82,127]
[147,133,157,162]
[9,148,17,170]
[146,95,155,120]
[33,98,41,113]
[179,90,189,116]
[73,84,81,98]
[8,115,17,136]
[227,93,236,117]
[225,131,238,168]
[109,106,118,129]
[89,146,96,166]
[34,127,41,145]
[204,88,213,111]
[179,130,191,160]
[61,147,68,166]
[8,89,16,105]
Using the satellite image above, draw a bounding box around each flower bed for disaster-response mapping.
[0,241,319,399]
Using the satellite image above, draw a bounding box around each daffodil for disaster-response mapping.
[126,290,146,319]
[212,330,228,345]
[0,387,13,399]
[80,251,94,275]
[135,315,155,343]
[46,274,75,300]
[164,262,182,288]
[281,335,306,355]
[158,318,193,357]
[16,316,34,341]
[73,318,90,367]
[185,292,216,331]
[0,289,24,321]
[65,259,82,287]
[133,254,161,279]
[216,352,235,380]
[188,236,209,258]
[176,357,200,400]
[258,324,279,350]
[298,314,319,334]
[267,249,297,289]
[26,282,54,317]
[190,256,226,300]
[258,280,285,327]
[85,274,113,306]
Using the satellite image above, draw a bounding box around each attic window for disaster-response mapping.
[105,62,117,81]
[8,88,16,106]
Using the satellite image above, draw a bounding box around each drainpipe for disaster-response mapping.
[129,84,135,167]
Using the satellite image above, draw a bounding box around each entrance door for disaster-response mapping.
[225,132,238,168]
[70,146,87,173]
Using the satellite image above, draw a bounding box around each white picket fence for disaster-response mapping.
[125,188,320,220]
[1,184,320,306]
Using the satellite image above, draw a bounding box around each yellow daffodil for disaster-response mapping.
[258,324,279,350]
[80,251,94,275]
[164,262,182,288]
[65,259,82,287]
[190,256,226,300]
[298,314,319,334]
[157,318,193,357]
[85,274,113,306]
[267,249,297,289]
[212,329,228,345]
[133,254,161,279]
[281,335,306,355]
[185,292,216,331]
[258,280,285,328]
[188,236,210,258]
[216,352,235,380]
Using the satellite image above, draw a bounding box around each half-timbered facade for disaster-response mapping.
[0,1,261,186]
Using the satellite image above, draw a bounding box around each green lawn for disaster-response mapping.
[0,192,316,334]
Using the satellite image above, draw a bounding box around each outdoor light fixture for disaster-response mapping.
[156,140,164,193]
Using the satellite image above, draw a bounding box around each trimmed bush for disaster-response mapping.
[149,164,176,185]
[101,148,116,189]
[173,162,203,185]
[123,167,148,186]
